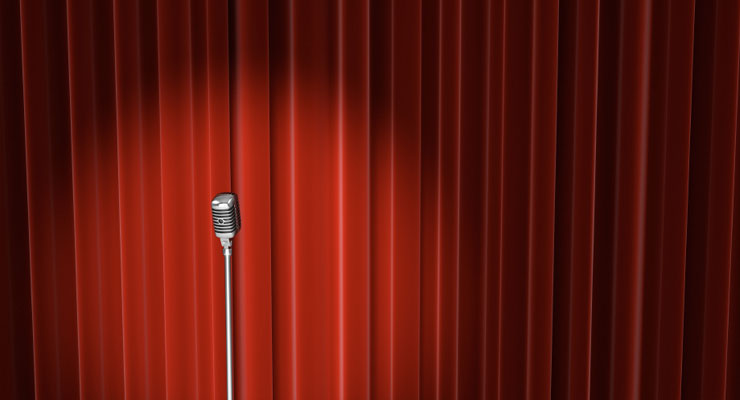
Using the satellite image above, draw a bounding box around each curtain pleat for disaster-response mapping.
[230,0,272,398]
[113,0,168,397]
[684,0,740,398]
[17,0,80,398]
[0,0,34,398]
[3,0,740,399]
[66,0,124,397]
[551,0,599,398]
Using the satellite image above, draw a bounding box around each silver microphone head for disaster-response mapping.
[211,193,241,243]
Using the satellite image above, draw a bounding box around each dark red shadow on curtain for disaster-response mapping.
[2,0,740,399]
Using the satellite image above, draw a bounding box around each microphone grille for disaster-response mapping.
[211,193,241,239]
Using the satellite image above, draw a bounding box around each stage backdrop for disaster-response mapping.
[2,0,740,399]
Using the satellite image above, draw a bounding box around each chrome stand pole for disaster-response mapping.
[224,244,234,400]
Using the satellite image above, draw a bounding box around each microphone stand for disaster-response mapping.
[212,192,240,400]
[221,238,234,400]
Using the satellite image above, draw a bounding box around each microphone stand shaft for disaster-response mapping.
[224,247,234,400]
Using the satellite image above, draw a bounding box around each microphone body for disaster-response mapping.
[212,192,241,247]
[211,193,241,400]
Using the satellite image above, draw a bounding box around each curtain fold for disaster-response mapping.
[113,0,168,397]
[3,0,740,399]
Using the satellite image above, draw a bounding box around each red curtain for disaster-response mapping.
[2,0,740,399]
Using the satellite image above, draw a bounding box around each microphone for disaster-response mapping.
[211,192,241,248]
[211,192,240,400]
